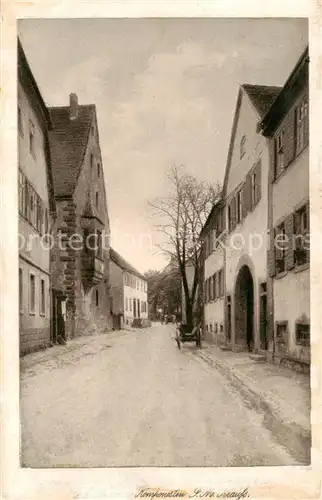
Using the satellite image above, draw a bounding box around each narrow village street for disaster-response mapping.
[20,324,309,468]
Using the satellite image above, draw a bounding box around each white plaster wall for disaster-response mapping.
[272,149,309,225]
[225,92,270,295]
[274,268,310,356]
[18,82,50,274]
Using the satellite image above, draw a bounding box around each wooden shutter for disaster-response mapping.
[229,196,237,231]
[304,96,309,148]
[284,109,296,167]
[255,160,262,205]
[268,228,276,277]
[243,172,252,215]
[285,213,295,270]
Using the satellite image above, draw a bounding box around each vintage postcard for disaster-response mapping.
[1,1,321,499]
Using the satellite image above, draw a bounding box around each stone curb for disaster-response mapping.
[195,348,311,463]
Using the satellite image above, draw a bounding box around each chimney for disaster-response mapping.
[69,93,78,120]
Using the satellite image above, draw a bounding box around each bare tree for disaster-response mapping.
[149,165,221,326]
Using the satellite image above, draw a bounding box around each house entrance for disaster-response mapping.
[235,265,254,351]
[133,298,137,318]
[260,283,268,350]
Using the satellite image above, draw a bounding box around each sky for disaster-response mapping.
[18,18,308,273]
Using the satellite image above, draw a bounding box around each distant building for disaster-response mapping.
[49,93,112,340]
[109,248,149,328]
[18,40,56,355]
[259,47,309,369]
[200,200,225,345]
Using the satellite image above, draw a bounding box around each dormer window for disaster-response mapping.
[240,135,246,159]
[95,191,99,209]
[90,154,94,169]
[97,163,100,177]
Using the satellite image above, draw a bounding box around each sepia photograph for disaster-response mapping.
[16,17,311,470]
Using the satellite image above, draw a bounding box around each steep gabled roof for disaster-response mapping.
[242,84,282,119]
[199,197,224,239]
[110,248,146,281]
[48,104,95,197]
[222,83,281,197]
[258,46,309,136]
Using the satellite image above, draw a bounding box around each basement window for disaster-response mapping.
[295,323,310,347]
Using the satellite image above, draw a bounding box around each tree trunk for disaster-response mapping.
[185,300,193,327]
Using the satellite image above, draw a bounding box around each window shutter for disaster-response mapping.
[243,172,252,215]
[285,213,295,270]
[304,97,309,148]
[255,160,262,205]
[230,196,237,230]
[268,229,276,277]
[284,110,296,167]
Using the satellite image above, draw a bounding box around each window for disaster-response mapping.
[296,323,310,347]
[251,171,257,207]
[36,197,43,233]
[275,222,286,274]
[18,170,26,215]
[90,154,94,169]
[218,269,224,297]
[97,163,100,177]
[220,324,224,333]
[29,273,36,314]
[294,203,310,266]
[125,297,128,311]
[275,130,285,177]
[210,323,213,332]
[228,197,236,232]
[19,268,23,313]
[96,230,103,259]
[40,278,45,315]
[91,126,94,136]
[137,280,139,290]
[240,135,246,159]
[95,289,99,307]
[213,273,217,300]
[251,160,261,208]
[295,95,309,156]
[18,106,23,136]
[236,190,243,223]
[29,120,35,157]
[276,321,288,340]
[129,299,132,311]
[95,191,99,209]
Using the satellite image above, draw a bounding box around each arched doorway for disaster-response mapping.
[235,265,254,351]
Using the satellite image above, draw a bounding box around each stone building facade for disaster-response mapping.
[259,48,310,370]
[222,83,281,354]
[200,200,225,345]
[49,94,112,340]
[18,40,56,355]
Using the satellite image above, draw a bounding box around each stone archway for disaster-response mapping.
[234,265,254,351]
